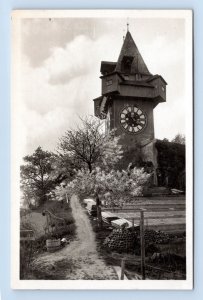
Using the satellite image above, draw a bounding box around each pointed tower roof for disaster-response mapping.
[115,31,151,75]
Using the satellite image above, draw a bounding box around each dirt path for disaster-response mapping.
[32,195,118,280]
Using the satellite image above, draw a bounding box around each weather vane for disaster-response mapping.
[127,18,129,32]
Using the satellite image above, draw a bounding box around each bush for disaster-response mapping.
[20,241,34,279]
[156,139,185,189]
[41,200,69,213]
[20,220,34,231]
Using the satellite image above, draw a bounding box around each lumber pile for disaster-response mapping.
[103,228,138,252]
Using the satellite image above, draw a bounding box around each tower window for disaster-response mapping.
[106,79,113,86]
[121,56,133,73]
[135,73,142,81]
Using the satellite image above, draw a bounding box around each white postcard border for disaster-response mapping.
[11,9,193,290]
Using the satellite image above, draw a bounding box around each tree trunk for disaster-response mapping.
[96,193,102,228]
[88,162,92,173]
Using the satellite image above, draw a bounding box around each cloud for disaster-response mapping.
[22,18,110,67]
[18,18,186,156]
[47,35,98,85]
[19,32,122,155]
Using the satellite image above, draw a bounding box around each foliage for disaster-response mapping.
[58,116,123,173]
[156,139,185,189]
[20,147,58,207]
[20,201,76,279]
[115,143,143,170]
[162,138,169,143]
[51,154,76,183]
[65,167,150,207]
[171,134,185,145]
[48,184,68,203]
[20,184,37,209]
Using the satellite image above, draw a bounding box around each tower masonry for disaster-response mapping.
[93,30,167,183]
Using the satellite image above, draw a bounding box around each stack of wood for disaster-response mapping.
[143,229,170,245]
[103,228,138,252]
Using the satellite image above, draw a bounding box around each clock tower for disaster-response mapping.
[93,30,167,183]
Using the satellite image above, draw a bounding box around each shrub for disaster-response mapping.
[156,139,185,189]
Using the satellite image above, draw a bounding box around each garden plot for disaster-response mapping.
[104,196,185,233]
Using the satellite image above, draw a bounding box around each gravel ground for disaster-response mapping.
[32,195,118,280]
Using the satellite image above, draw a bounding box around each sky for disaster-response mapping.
[15,16,186,157]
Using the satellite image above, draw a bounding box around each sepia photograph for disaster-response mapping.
[11,9,193,289]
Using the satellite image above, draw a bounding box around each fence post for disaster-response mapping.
[140,210,146,280]
[96,193,102,228]
[120,258,126,280]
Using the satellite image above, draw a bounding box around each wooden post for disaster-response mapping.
[140,211,146,280]
[27,240,33,268]
[97,205,103,228]
[96,193,102,228]
[120,258,126,280]
[65,193,69,204]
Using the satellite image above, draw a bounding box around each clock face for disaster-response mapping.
[120,105,147,134]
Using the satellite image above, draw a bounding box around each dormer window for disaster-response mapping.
[121,56,133,73]
[135,73,142,81]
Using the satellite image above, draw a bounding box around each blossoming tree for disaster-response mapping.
[55,116,150,226]
[65,167,150,207]
[57,116,123,173]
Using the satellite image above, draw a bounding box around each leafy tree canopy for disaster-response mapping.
[171,133,185,145]
[20,146,57,207]
[58,116,123,173]
[156,139,185,190]
[65,167,150,207]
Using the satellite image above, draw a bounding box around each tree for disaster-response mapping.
[156,139,185,190]
[58,116,123,173]
[171,134,185,145]
[65,167,150,208]
[20,184,36,209]
[162,138,169,143]
[57,116,124,227]
[57,116,152,226]
[20,147,57,207]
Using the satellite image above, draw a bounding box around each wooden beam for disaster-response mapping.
[140,211,146,280]
[120,258,126,280]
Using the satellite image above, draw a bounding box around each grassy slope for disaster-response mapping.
[20,200,76,279]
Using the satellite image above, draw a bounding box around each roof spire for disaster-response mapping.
[123,28,125,42]
[115,30,151,75]
[127,17,129,32]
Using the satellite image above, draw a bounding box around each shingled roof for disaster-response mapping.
[100,61,116,75]
[115,31,151,75]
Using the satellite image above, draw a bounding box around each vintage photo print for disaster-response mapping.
[11,10,193,289]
